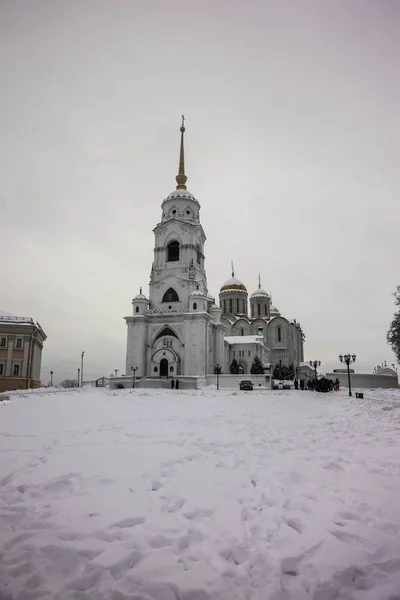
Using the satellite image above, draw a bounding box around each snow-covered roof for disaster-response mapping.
[220,276,247,293]
[0,311,34,324]
[189,290,206,297]
[225,335,264,345]
[250,288,270,299]
[164,189,199,204]
[133,293,149,301]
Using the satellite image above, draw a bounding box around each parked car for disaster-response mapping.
[239,380,254,391]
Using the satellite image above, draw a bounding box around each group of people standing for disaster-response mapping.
[294,377,340,392]
[170,379,180,389]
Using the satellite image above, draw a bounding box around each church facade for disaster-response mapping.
[124,121,304,381]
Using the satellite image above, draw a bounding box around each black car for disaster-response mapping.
[239,380,254,391]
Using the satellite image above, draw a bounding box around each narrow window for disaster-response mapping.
[241,328,244,336]
[236,299,240,313]
[265,304,268,316]
[278,327,282,342]
[162,288,179,302]
[223,300,226,313]
[233,351,236,357]
[251,304,254,317]
[16,338,22,348]
[193,302,197,310]
[243,300,246,314]
[197,249,201,264]
[154,366,158,373]
[0,364,4,375]
[167,240,180,262]
[13,364,20,376]
[258,303,261,316]
[0,338,6,347]
[135,306,139,313]
[229,299,233,313]
[248,350,251,357]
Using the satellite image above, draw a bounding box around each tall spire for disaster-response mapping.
[231,260,235,277]
[175,115,187,190]
[258,273,262,289]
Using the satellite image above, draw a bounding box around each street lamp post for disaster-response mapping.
[339,354,356,397]
[50,371,53,387]
[215,364,221,390]
[309,360,321,380]
[81,351,84,388]
[131,365,137,389]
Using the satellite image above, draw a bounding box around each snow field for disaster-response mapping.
[1,387,400,599]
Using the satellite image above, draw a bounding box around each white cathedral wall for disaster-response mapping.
[126,319,148,377]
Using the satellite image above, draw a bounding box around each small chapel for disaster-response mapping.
[123,120,305,384]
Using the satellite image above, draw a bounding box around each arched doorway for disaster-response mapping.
[160,358,168,377]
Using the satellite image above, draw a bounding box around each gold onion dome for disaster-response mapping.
[220,267,247,293]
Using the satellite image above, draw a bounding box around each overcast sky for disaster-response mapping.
[1,0,399,383]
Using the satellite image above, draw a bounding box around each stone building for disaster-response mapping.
[0,309,46,392]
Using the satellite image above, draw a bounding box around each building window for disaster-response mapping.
[135,306,139,313]
[258,303,261,316]
[278,326,282,342]
[223,300,226,313]
[162,288,179,302]
[167,240,180,262]
[241,328,244,336]
[193,302,197,310]
[13,364,20,376]
[265,304,268,316]
[154,366,158,373]
[251,304,254,317]
[0,338,6,347]
[197,248,201,264]
[0,363,3,375]
[233,351,235,357]
[236,299,240,313]
[229,299,233,313]
[16,338,23,348]
[248,350,251,356]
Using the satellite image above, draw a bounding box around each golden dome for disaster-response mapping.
[220,276,247,293]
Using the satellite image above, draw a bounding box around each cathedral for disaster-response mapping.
[124,121,305,383]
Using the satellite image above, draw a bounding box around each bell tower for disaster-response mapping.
[149,118,208,311]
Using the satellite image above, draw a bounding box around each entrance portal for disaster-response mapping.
[160,358,168,377]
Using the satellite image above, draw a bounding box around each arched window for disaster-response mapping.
[277,326,282,342]
[265,304,268,316]
[257,303,261,316]
[155,326,179,342]
[229,299,233,313]
[251,304,255,317]
[236,299,240,313]
[167,241,180,262]
[243,300,246,314]
[197,248,201,264]
[162,288,179,303]
[193,302,197,310]
[135,306,139,313]
[223,300,226,313]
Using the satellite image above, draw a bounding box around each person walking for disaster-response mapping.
[170,379,175,389]
[175,379,180,390]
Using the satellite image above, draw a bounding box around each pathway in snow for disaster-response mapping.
[1,388,400,599]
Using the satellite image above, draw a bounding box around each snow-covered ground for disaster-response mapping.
[1,387,400,600]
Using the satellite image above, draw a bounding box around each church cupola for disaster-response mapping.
[250,275,270,319]
[219,263,248,316]
[132,288,149,316]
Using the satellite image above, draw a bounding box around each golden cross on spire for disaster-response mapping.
[176,115,187,190]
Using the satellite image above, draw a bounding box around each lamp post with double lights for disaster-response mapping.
[339,354,356,397]
[215,364,222,390]
[309,360,321,380]
[131,365,137,389]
